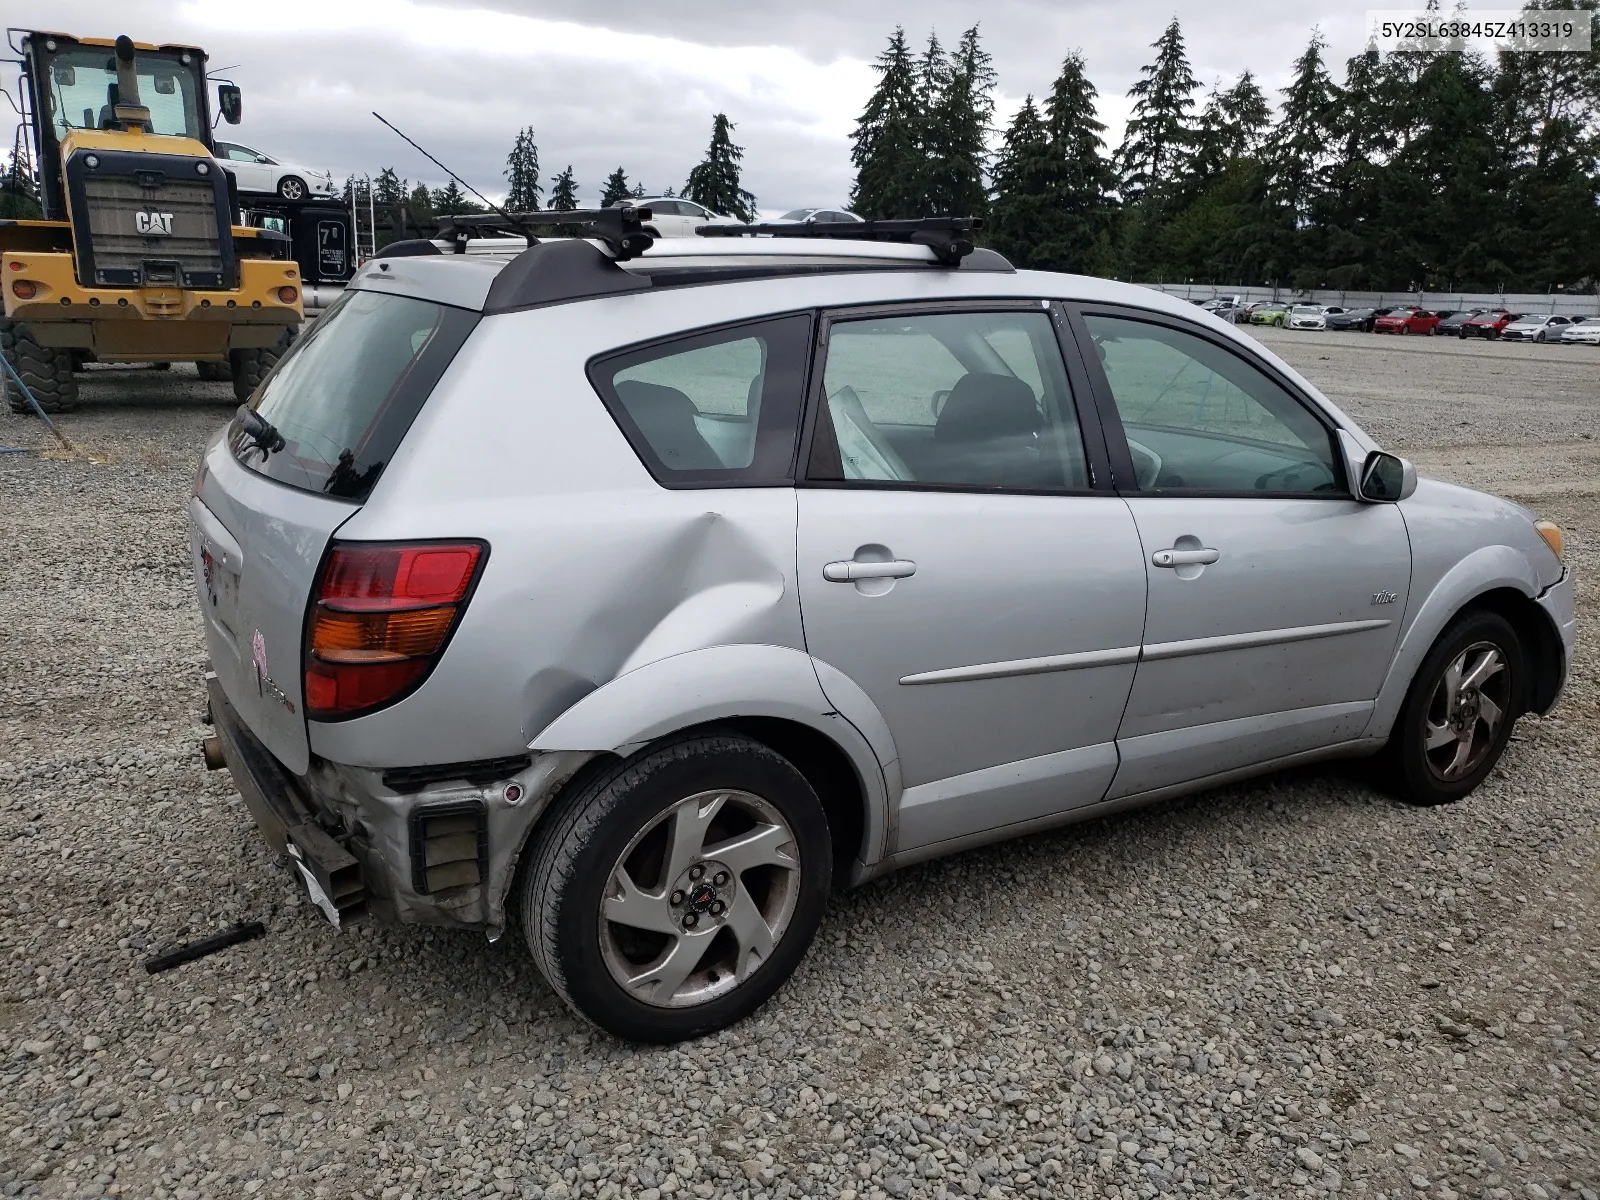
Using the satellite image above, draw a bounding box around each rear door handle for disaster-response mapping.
[823,559,917,582]
[1151,547,1220,568]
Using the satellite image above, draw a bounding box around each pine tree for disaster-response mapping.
[1116,18,1199,202]
[923,25,996,217]
[849,27,926,218]
[1039,51,1117,269]
[1269,32,1338,221]
[600,168,632,207]
[987,97,1054,265]
[406,183,434,228]
[372,167,407,207]
[683,113,758,221]
[549,166,578,212]
[504,126,542,210]
[431,180,482,215]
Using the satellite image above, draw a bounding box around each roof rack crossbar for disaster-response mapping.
[435,207,656,260]
[694,216,983,266]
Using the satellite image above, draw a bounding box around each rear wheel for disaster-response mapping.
[1380,610,1525,806]
[0,318,78,414]
[229,328,296,403]
[522,733,832,1042]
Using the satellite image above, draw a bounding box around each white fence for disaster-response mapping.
[1136,282,1600,320]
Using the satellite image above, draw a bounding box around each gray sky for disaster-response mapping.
[16,0,1399,214]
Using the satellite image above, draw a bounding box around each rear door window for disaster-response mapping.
[589,314,813,486]
[231,289,477,500]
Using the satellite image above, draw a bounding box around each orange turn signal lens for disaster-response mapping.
[11,280,37,300]
[277,286,298,304]
[310,604,457,662]
[1534,519,1564,561]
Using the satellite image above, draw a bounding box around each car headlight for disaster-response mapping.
[1534,519,1564,560]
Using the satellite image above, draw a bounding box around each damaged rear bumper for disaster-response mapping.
[205,672,594,935]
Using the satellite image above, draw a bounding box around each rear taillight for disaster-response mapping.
[304,540,486,720]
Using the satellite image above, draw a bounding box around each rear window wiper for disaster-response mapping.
[235,404,286,456]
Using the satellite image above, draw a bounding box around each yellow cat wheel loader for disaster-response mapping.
[2,30,303,412]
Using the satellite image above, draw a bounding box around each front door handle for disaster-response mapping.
[1151,547,1220,568]
[823,559,917,583]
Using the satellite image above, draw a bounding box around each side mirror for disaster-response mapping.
[218,83,242,124]
[1358,450,1416,503]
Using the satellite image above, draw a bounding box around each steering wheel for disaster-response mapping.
[1255,460,1336,492]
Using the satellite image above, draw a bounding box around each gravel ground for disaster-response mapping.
[1,341,1596,1200]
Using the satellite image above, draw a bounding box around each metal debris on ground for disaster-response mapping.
[142,921,267,973]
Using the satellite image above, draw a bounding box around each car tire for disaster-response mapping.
[1458,330,1467,339]
[521,732,832,1043]
[1399,324,1410,335]
[0,317,78,414]
[229,328,296,403]
[1381,610,1526,807]
[277,176,307,201]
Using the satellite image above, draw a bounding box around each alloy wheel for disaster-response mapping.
[598,789,801,1009]
[1422,641,1511,781]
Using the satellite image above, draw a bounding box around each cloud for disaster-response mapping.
[16,0,1392,213]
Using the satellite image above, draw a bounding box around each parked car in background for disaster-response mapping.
[1436,309,1485,337]
[214,140,335,200]
[1212,302,1248,323]
[1559,317,1600,345]
[628,198,739,237]
[1326,307,1380,332]
[773,208,863,225]
[1374,308,1439,336]
[1201,295,1245,312]
[1462,311,1519,339]
[1249,302,1290,326]
[1288,304,1345,331]
[191,229,1574,1041]
[1499,314,1573,343]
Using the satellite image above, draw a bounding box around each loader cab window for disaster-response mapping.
[43,44,203,141]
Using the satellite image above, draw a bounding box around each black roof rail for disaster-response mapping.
[435,207,655,260]
[695,215,985,266]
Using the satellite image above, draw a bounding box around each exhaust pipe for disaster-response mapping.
[111,36,152,133]
[201,736,226,770]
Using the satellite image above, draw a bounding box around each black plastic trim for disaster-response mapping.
[408,800,489,896]
[483,238,652,314]
[383,754,532,794]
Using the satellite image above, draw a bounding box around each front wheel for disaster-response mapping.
[522,733,832,1042]
[0,317,78,413]
[277,175,307,201]
[1381,610,1525,806]
[1399,324,1411,335]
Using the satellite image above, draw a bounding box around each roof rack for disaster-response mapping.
[695,216,983,266]
[435,207,657,259]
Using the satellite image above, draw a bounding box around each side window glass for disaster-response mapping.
[1083,313,1342,495]
[808,310,1089,491]
[591,314,812,486]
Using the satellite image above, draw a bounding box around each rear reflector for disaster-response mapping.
[305,540,485,719]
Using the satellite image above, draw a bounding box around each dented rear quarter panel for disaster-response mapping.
[306,290,815,770]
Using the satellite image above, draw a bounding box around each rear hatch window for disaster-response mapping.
[232,289,477,500]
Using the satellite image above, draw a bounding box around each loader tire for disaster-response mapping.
[229,328,296,404]
[196,360,234,383]
[1,318,78,414]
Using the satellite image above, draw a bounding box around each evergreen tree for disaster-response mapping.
[1115,18,1199,202]
[1039,51,1117,269]
[600,167,632,207]
[923,25,997,217]
[549,165,578,212]
[431,179,483,215]
[406,183,434,228]
[987,97,1054,265]
[850,26,926,218]
[504,126,542,210]
[372,167,407,207]
[683,113,758,221]
[1268,32,1338,222]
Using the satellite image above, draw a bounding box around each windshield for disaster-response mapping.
[44,44,203,140]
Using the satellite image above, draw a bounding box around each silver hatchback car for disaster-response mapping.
[191,221,1575,1042]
